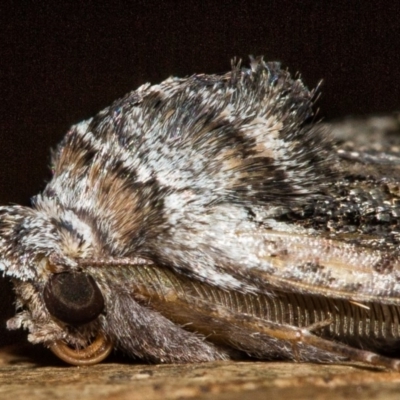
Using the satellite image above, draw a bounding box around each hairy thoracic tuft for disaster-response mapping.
[42,59,335,256]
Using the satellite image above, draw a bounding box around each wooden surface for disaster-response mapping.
[1,344,400,400]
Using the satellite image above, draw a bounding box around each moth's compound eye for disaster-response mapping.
[43,272,105,325]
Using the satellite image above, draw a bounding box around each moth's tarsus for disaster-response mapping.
[1,57,400,369]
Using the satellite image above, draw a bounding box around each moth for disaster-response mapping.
[2,57,400,369]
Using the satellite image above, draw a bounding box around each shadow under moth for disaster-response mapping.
[2,57,400,369]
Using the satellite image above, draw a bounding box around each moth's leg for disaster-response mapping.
[295,326,400,370]
[289,319,333,363]
[246,315,400,370]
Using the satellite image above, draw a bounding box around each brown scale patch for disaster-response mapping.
[217,148,243,172]
[297,261,325,274]
[53,128,103,179]
[89,170,142,249]
[84,156,166,255]
[373,256,395,274]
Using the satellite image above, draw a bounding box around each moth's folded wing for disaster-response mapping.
[223,229,400,305]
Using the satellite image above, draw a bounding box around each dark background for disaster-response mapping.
[1,1,400,347]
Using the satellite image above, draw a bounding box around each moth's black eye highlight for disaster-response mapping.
[43,272,104,325]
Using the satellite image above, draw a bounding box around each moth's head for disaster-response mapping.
[0,203,113,365]
[0,197,100,279]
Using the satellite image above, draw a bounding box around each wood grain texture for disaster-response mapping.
[1,344,400,400]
